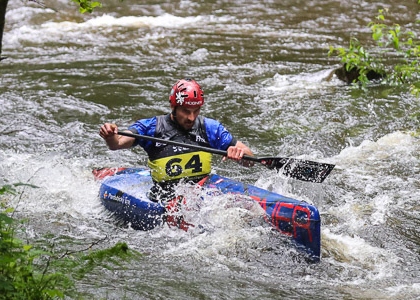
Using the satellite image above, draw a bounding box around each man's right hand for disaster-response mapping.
[99,123,135,150]
[99,123,118,139]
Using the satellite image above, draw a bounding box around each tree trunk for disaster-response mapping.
[0,0,9,60]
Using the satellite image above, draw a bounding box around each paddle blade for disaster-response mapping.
[259,157,335,183]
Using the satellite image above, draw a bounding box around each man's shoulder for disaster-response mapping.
[133,116,157,127]
[202,116,233,149]
[202,117,230,136]
[202,116,221,127]
[128,116,159,136]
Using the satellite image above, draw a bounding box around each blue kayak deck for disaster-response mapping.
[96,168,321,261]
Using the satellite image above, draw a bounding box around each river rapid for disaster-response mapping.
[1,0,419,299]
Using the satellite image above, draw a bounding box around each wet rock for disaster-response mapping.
[333,64,385,84]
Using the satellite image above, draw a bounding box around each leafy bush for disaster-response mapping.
[72,0,102,13]
[329,3,420,96]
[1,184,142,299]
[0,184,71,299]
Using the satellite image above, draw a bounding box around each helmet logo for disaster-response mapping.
[176,92,184,105]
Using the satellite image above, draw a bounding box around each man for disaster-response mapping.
[99,78,253,229]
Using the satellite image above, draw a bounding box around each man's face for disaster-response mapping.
[172,105,201,130]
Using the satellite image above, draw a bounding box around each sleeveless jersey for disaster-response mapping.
[147,114,212,182]
[128,114,236,185]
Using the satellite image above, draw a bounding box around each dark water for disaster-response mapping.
[1,0,419,299]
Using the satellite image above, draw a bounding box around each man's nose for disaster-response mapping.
[187,112,195,121]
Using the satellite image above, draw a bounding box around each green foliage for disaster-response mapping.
[72,0,102,13]
[329,6,420,96]
[0,185,70,299]
[71,0,125,14]
[1,185,142,298]
[51,241,142,282]
[329,37,386,86]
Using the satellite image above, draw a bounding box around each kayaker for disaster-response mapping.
[99,78,254,229]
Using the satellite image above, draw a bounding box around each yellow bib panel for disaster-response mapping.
[148,151,212,182]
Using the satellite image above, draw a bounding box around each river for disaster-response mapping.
[1,0,419,299]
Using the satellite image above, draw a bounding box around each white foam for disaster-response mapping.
[0,150,101,219]
[335,131,418,165]
[322,228,400,280]
[150,184,272,267]
[262,69,342,97]
[81,13,202,29]
[4,13,203,47]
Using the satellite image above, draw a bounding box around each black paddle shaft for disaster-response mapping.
[117,131,334,183]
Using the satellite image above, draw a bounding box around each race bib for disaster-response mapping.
[148,151,212,182]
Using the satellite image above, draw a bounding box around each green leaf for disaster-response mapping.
[23,244,33,251]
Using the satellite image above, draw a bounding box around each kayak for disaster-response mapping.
[93,167,321,262]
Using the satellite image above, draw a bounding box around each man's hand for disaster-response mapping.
[223,141,254,167]
[99,123,118,139]
[99,123,134,150]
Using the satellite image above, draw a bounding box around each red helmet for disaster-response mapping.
[169,78,204,107]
